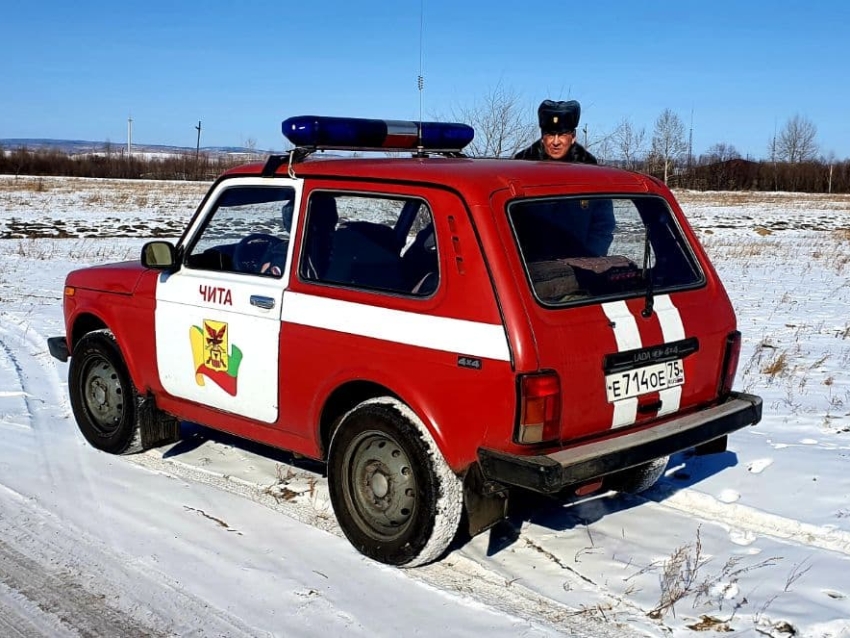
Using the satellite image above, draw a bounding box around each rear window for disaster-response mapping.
[508,196,704,306]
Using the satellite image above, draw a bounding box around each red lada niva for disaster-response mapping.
[49,116,761,566]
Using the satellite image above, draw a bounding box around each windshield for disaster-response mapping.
[508,195,703,306]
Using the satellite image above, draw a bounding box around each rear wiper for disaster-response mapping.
[641,225,654,318]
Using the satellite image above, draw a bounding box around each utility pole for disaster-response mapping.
[127,116,133,157]
[772,119,778,191]
[195,121,202,179]
[582,123,588,147]
[688,108,693,170]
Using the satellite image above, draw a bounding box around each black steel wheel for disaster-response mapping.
[68,330,142,455]
[328,399,463,567]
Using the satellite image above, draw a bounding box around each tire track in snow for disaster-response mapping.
[131,450,646,638]
[0,534,165,638]
[0,482,262,638]
[0,323,38,431]
[0,316,70,430]
[638,482,850,557]
[0,321,263,638]
[0,580,78,638]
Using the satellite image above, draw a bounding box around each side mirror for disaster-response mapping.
[141,241,178,270]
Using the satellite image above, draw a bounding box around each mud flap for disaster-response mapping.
[694,434,728,455]
[138,396,182,449]
[463,463,508,537]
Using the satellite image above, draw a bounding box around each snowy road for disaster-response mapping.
[1,178,849,636]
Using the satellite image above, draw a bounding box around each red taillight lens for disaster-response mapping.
[517,372,561,444]
[719,331,741,397]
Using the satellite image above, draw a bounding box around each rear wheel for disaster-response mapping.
[328,398,463,567]
[605,456,669,494]
[69,330,143,454]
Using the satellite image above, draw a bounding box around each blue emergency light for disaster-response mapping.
[282,115,474,152]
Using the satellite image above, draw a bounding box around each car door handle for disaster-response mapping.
[250,295,275,310]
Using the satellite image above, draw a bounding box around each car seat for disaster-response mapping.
[402,223,438,291]
[302,194,338,279]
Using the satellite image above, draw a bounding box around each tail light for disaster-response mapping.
[718,331,741,398]
[516,372,561,444]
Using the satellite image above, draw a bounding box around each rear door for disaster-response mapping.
[154,177,301,423]
[501,192,736,440]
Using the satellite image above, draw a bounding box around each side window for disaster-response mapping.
[185,186,295,277]
[299,192,438,296]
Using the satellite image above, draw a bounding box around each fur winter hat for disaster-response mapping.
[538,100,581,134]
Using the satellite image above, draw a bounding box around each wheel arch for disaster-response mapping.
[317,382,461,475]
[69,311,149,397]
[69,312,109,351]
[318,380,399,460]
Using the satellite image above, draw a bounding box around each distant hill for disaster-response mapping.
[0,138,271,158]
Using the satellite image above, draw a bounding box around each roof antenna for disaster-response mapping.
[417,0,425,149]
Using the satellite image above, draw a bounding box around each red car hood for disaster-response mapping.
[65,261,148,295]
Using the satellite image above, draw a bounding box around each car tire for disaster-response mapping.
[606,456,669,495]
[68,330,144,455]
[328,397,463,567]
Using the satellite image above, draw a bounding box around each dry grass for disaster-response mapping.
[628,527,779,622]
[0,175,208,211]
[762,351,790,377]
[675,190,850,210]
[703,229,850,272]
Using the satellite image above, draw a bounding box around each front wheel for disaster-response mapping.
[68,330,143,455]
[328,398,463,567]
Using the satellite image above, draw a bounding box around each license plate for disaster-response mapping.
[605,360,684,402]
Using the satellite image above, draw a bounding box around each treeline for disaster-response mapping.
[3,144,850,194]
[645,157,850,193]
[0,147,252,181]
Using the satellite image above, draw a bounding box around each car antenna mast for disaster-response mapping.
[416,0,425,154]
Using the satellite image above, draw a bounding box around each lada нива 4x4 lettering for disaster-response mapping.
[48,116,762,566]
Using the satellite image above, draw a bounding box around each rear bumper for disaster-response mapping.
[47,336,70,362]
[478,392,762,494]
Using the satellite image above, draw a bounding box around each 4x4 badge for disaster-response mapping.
[189,319,243,396]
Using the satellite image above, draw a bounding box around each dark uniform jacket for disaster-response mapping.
[513,139,598,164]
[512,138,613,257]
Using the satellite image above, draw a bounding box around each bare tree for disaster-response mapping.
[243,137,260,160]
[650,109,687,183]
[823,150,837,193]
[776,114,818,162]
[766,132,780,190]
[613,118,646,170]
[576,122,618,164]
[703,142,741,163]
[451,83,537,158]
[591,133,616,165]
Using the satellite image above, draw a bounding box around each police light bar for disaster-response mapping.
[282,115,474,152]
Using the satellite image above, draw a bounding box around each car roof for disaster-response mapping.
[223,157,657,204]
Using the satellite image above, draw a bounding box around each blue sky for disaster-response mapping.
[2,0,849,160]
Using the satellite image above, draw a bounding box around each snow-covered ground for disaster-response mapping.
[1,175,849,637]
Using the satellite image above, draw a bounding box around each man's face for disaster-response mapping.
[541,131,575,160]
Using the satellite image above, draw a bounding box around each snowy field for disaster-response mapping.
[1,175,849,637]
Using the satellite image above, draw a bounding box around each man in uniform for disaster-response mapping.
[514,99,597,163]
[513,99,614,258]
